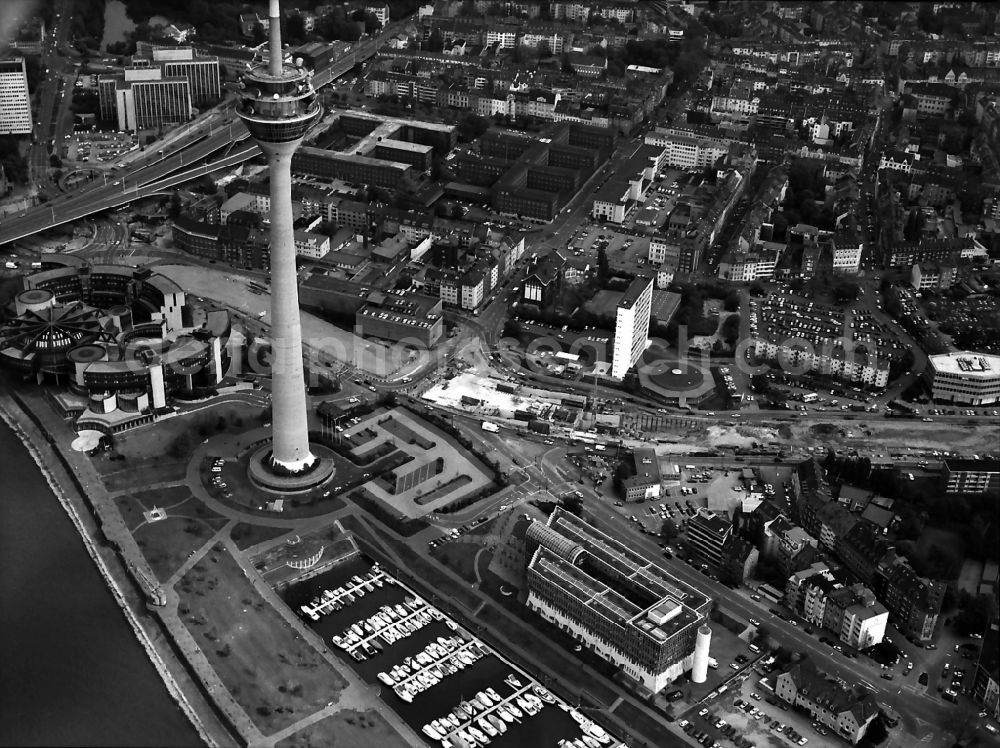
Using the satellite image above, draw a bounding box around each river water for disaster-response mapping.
[283,557,613,748]
[0,420,201,747]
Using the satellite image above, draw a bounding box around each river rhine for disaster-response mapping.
[0,420,201,746]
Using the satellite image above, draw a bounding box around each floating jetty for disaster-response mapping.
[298,565,389,620]
[330,594,433,661]
[383,635,490,702]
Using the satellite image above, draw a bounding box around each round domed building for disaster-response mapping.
[0,256,232,431]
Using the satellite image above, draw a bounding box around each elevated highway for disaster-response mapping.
[0,36,383,249]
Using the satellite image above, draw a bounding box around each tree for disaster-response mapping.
[284,13,307,45]
[660,518,678,539]
[251,22,266,45]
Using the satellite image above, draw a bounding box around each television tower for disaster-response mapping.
[238,0,321,475]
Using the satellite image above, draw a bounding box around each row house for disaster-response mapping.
[786,565,888,650]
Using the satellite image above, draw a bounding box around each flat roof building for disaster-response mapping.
[943,458,1000,497]
[525,507,710,694]
[611,276,652,379]
[686,508,733,566]
[623,447,662,501]
[928,352,1000,405]
[0,58,32,135]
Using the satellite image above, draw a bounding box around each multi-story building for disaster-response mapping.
[355,292,443,347]
[774,661,880,744]
[623,447,662,501]
[525,508,710,693]
[877,553,946,642]
[686,508,733,566]
[643,128,733,170]
[98,67,192,131]
[0,57,32,135]
[787,565,887,649]
[611,277,652,379]
[928,352,1000,405]
[911,261,957,290]
[942,459,1000,497]
[764,518,819,577]
[147,47,220,105]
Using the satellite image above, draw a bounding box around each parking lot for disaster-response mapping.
[683,660,824,748]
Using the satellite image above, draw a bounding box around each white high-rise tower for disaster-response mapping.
[238,0,326,481]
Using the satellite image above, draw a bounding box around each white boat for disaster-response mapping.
[350,623,363,636]
[505,674,523,689]
[394,685,413,703]
[506,701,523,719]
[455,730,476,748]
[533,684,556,703]
[468,726,489,745]
[446,620,459,631]
[568,709,586,725]
[395,604,409,617]
[423,724,443,740]
[459,700,476,717]
[581,736,601,748]
[477,717,498,738]
[583,723,612,744]
[517,696,537,716]
[496,705,515,723]
[476,691,493,708]
[377,672,394,686]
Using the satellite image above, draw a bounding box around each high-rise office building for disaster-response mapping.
[611,276,653,379]
[0,57,33,135]
[238,0,327,482]
[152,48,220,105]
[98,67,192,131]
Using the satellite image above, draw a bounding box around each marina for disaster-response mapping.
[283,556,625,748]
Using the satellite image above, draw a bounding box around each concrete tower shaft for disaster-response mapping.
[691,624,712,684]
[236,0,322,473]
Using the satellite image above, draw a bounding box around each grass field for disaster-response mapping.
[431,541,482,584]
[274,708,410,748]
[176,543,348,735]
[113,402,265,460]
[114,488,229,581]
[97,458,190,490]
[230,523,292,551]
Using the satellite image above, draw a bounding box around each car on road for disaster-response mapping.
[749,618,760,626]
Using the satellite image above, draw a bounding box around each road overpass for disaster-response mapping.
[0,36,383,249]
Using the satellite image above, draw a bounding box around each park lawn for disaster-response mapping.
[431,541,483,584]
[176,544,348,735]
[97,458,190,490]
[132,485,197,508]
[112,402,265,460]
[275,708,411,748]
[230,522,292,551]
[135,512,228,582]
